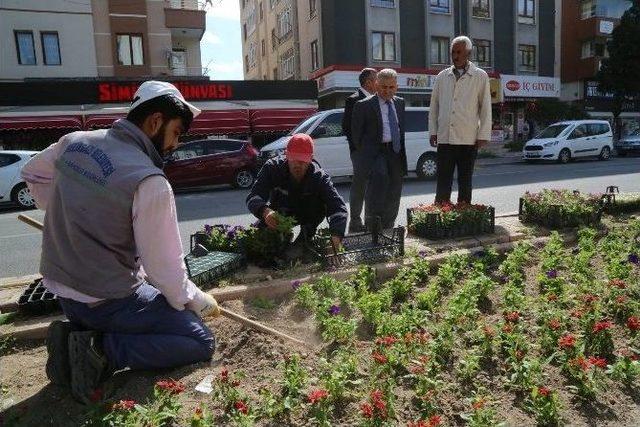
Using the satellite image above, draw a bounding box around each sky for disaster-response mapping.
[201,0,243,81]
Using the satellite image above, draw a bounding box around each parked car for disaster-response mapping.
[164,139,259,189]
[258,107,437,179]
[523,120,613,164]
[0,150,38,209]
[615,128,640,156]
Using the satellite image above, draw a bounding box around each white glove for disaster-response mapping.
[187,289,221,318]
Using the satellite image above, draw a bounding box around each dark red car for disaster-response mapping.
[164,139,259,189]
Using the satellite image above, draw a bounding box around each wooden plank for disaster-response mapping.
[0,274,41,289]
[0,314,66,340]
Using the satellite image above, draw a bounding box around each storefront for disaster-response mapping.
[583,80,640,137]
[497,75,561,143]
[0,79,318,150]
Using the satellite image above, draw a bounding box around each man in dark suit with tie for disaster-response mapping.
[342,68,377,233]
[351,69,406,230]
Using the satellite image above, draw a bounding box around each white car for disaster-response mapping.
[523,120,613,164]
[0,150,38,209]
[259,107,437,179]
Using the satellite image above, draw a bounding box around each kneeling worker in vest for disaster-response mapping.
[21,81,219,404]
[246,133,348,254]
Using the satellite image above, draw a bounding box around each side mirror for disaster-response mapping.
[312,126,327,138]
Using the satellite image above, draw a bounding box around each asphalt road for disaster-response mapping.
[1,157,638,278]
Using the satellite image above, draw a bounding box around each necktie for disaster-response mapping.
[386,100,401,153]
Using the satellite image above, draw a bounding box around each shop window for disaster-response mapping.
[116,34,144,66]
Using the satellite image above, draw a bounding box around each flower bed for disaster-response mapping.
[407,204,495,239]
[603,190,640,215]
[519,189,605,229]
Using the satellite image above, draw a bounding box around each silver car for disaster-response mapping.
[616,129,640,156]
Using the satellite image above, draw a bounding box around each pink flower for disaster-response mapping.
[558,334,576,349]
[111,399,136,411]
[307,389,329,404]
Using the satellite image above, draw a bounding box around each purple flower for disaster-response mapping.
[629,253,639,265]
[500,275,509,284]
[418,250,428,258]
[291,280,302,290]
[227,231,237,240]
[546,269,558,279]
[328,305,341,316]
[204,224,213,234]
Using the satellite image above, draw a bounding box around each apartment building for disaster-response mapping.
[560,0,638,125]
[0,0,207,81]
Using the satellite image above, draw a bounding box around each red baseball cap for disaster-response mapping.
[286,133,314,163]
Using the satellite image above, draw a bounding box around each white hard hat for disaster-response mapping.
[130,80,201,118]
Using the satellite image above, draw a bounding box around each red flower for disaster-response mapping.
[410,364,425,375]
[472,398,486,410]
[231,380,241,387]
[588,356,607,369]
[156,379,186,395]
[538,387,551,398]
[194,407,203,418]
[516,350,525,360]
[558,334,576,349]
[617,295,628,305]
[548,319,561,330]
[376,336,399,346]
[372,352,388,364]
[483,325,495,337]
[609,279,626,289]
[408,415,442,427]
[307,389,329,404]
[360,402,374,418]
[234,400,249,415]
[569,356,590,371]
[502,324,514,333]
[111,399,136,411]
[571,309,584,319]
[547,293,558,302]
[89,388,103,403]
[583,294,598,305]
[370,389,384,401]
[219,368,229,383]
[504,311,521,323]
[627,316,640,331]
[593,320,613,333]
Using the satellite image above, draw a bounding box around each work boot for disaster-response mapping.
[348,218,366,234]
[46,320,78,387]
[68,331,111,404]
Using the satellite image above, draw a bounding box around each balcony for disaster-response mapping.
[165,0,206,38]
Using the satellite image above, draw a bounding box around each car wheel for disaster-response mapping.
[558,148,571,164]
[416,153,437,180]
[11,183,35,209]
[598,146,611,161]
[233,169,255,189]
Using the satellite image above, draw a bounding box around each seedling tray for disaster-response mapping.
[184,251,246,287]
[407,206,495,239]
[308,227,405,268]
[17,279,61,316]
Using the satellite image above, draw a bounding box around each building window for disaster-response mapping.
[243,24,247,41]
[581,40,607,58]
[430,0,450,14]
[580,0,595,19]
[311,39,319,70]
[261,39,266,56]
[280,48,295,79]
[518,44,536,71]
[41,32,61,65]
[431,36,450,64]
[248,42,257,68]
[15,31,36,65]
[309,0,317,18]
[371,0,395,8]
[472,0,490,18]
[473,39,491,66]
[116,34,144,66]
[372,31,395,61]
[277,6,292,40]
[273,67,278,79]
[246,3,256,36]
[518,0,535,24]
[245,55,249,72]
[271,28,277,50]
[259,2,263,21]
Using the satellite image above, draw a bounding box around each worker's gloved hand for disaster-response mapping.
[263,208,279,230]
[187,290,221,318]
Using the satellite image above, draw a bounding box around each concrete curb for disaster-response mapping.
[0,232,543,341]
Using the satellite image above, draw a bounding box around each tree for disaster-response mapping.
[596,0,640,138]
[527,99,588,127]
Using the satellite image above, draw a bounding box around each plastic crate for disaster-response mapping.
[518,195,604,229]
[17,279,61,316]
[184,251,246,287]
[308,227,405,269]
[407,206,495,239]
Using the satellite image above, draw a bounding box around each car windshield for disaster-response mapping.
[536,124,571,139]
[288,113,321,135]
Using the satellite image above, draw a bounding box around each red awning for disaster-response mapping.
[0,115,83,131]
[249,108,317,133]
[84,114,126,129]
[188,110,250,135]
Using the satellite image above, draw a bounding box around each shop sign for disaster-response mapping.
[501,75,560,98]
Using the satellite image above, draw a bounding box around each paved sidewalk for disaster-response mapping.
[476,143,523,166]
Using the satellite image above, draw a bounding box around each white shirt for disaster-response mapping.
[360,87,373,98]
[378,95,399,143]
[428,61,492,145]
[21,135,198,311]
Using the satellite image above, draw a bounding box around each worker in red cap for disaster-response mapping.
[246,133,347,253]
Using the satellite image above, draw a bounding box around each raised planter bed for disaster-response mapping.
[407,204,495,239]
[519,189,604,229]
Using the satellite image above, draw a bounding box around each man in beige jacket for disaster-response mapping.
[429,35,492,204]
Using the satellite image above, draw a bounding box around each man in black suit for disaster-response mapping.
[351,69,406,230]
[342,68,377,233]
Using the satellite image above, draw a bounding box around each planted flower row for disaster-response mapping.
[407,203,495,239]
[519,189,605,229]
